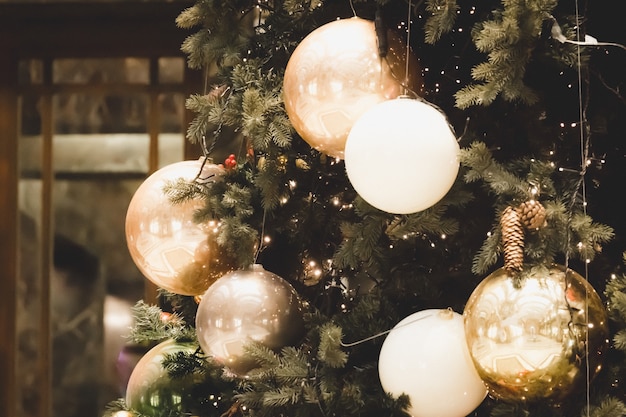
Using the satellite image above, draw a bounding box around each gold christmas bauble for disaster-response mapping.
[125,159,236,296]
[195,264,306,377]
[463,265,609,403]
[283,17,421,159]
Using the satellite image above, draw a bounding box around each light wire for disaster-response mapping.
[340,311,436,347]
[572,3,591,415]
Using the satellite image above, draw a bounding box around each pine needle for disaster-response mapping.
[127,301,195,344]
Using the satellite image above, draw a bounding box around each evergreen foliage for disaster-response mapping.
[106,0,626,416]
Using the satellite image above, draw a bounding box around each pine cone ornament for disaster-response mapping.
[500,205,525,272]
[518,199,547,230]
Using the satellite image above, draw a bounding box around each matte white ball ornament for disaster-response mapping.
[378,309,487,417]
[344,97,460,214]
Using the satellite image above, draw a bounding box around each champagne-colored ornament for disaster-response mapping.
[463,265,609,402]
[125,159,236,296]
[283,17,421,159]
[195,264,306,377]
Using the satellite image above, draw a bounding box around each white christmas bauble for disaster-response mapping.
[344,97,459,214]
[378,309,487,417]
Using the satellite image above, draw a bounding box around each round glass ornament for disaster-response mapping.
[125,159,236,296]
[125,339,199,417]
[463,265,609,402]
[283,16,421,159]
[195,264,306,376]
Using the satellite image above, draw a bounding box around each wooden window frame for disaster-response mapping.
[0,3,200,417]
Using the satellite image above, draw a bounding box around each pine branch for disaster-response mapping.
[605,267,626,327]
[221,183,254,218]
[178,2,256,69]
[317,323,348,368]
[102,399,137,417]
[472,225,501,275]
[385,205,460,240]
[334,208,387,276]
[185,91,228,145]
[276,346,310,380]
[568,213,614,262]
[176,4,204,29]
[267,113,294,148]
[243,342,281,369]
[162,349,207,378]
[455,0,558,108]
[282,0,323,14]
[162,178,208,205]
[424,0,459,44]
[255,161,283,210]
[462,140,612,272]
[235,388,265,410]
[262,386,302,407]
[216,216,258,266]
[584,397,626,417]
[127,301,196,344]
[460,141,530,199]
[614,329,626,351]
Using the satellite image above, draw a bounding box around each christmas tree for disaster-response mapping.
[104,0,626,416]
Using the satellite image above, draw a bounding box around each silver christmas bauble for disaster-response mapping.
[195,264,306,376]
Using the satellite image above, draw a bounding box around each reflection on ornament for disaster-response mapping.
[125,159,236,296]
[125,339,198,417]
[283,17,421,159]
[344,97,459,214]
[195,264,306,376]
[378,309,487,417]
[111,412,136,417]
[463,265,609,402]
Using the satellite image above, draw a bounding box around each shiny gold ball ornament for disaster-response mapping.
[283,17,421,159]
[463,265,609,402]
[125,159,236,296]
[125,339,199,417]
[195,264,307,377]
